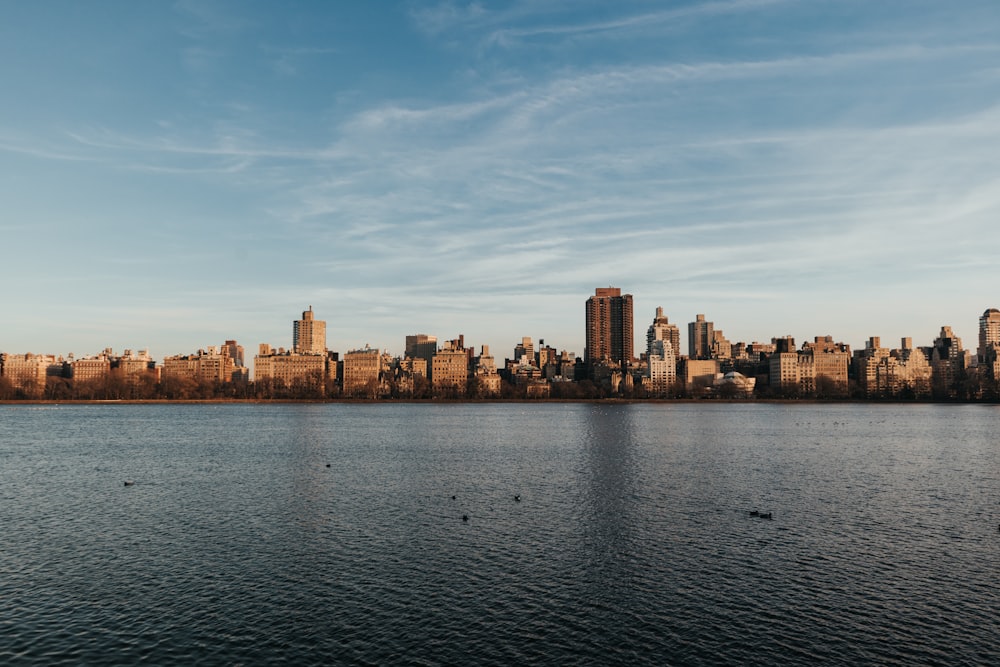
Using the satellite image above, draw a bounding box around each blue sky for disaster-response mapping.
[2,0,999,361]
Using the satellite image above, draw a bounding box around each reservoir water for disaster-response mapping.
[1,402,998,665]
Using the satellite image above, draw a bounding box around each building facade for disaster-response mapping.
[293,306,327,355]
[688,314,714,360]
[978,308,1000,393]
[432,339,469,396]
[585,287,634,370]
[254,344,327,389]
[342,347,381,397]
[162,346,238,384]
[1,353,63,396]
[647,307,681,358]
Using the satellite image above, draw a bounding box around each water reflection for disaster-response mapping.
[283,404,338,534]
[579,404,640,604]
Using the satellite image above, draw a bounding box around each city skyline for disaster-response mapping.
[3,298,997,371]
[2,2,1000,357]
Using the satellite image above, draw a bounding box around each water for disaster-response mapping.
[1,402,998,665]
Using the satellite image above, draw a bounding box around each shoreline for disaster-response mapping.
[2,398,997,406]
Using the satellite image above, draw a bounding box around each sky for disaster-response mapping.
[2,0,1000,362]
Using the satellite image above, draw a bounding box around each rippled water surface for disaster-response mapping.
[1,403,999,665]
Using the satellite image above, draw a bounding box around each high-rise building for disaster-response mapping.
[646,338,677,396]
[977,308,1000,390]
[688,314,714,360]
[585,287,634,368]
[223,340,245,368]
[980,308,1000,352]
[405,334,438,378]
[514,337,534,364]
[928,326,967,397]
[646,307,681,359]
[293,306,327,355]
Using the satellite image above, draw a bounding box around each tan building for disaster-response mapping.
[854,336,932,398]
[342,347,381,397]
[254,344,327,389]
[162,346,237,384]
[69,348,157,386]
[688,314,714,360]
[769,351,810,394]
[684,358,719,393]
[2,353,63,396]
[432,339,469,396]
[71,350,112,383]
[894,338,932,398]
[802,336,850,396]
[400,356,428,378]
[929,326,968,397]
[711,330,732,361]
[853,337,889,396]
[472,346,502,397]
[117,349,157,380]
[293,306,327,355]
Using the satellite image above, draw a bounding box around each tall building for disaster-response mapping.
[929,325,967,397]
[293,306,327,355]
[472,345,502,397]
[688,314,714,360]
[223,340,245,368]
[980,308,1000,354]
[646,338,677,396]
[405,334,438,378]
[585,287,634,368]
[514,337,534,364]
[977,308,1000,392]
[646,307,681,359]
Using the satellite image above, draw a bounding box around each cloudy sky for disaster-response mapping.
[2,0,999,361]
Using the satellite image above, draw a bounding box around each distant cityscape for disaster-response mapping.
[2,289,999,401]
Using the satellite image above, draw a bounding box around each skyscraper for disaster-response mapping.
[978,308,1000,361]
[929,325,966,397]
[405,334,438,378]
[585,287,634,368]
[293,306,327,355]
[978,308,1000,388]
[688,314,714,360]
[647,306,681,359]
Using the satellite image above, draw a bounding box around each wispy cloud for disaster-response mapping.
[484,0,791,47]
[6,1,1000,355]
